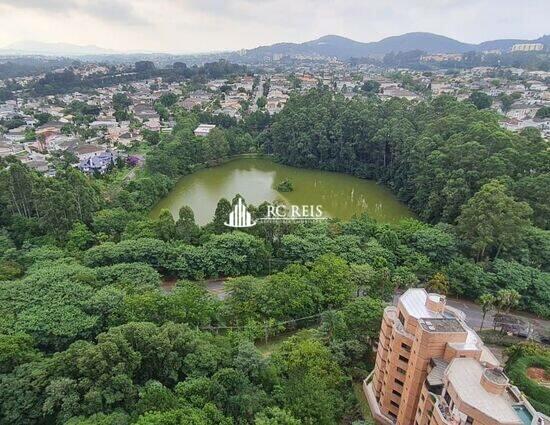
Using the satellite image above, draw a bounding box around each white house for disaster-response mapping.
[194,124,216,137]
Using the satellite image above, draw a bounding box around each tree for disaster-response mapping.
[477,293,495,331]
[156,209,176,241]
[159,93,178,108]
[66,222,96,252]
[256,96,267,109]
[468,91,492,109]
[425,272,449,295]
[495,289,521,314]
[0,334,41,373]
[176,206,201,243]
[134,380,178,416]
[212,367,267,421]
[271,336,345,425]
[457,180,532,261]
[514,174,550,230]
[444,259,489,298]
[309,254,353,308]
[337,297,384,344]
[0,263,99,350]
[210,198,232,233]
[112,93,132,110]
[135,61,155,73]
[34,112,52,126]
[368,268,396,301]
[261,265,320,321]
[535,106,550,118]
[205,129,230,161]
[204,232,269,277]
[498,92,520,113]
[65,412,130,425]
[361,80,381,94]
[135,405,232,425]
[92,208,141,241]
[95,263,161,293]
[349,263,375,297]
[255,407,302,424]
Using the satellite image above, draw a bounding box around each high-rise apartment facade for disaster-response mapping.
[364,288,548,425]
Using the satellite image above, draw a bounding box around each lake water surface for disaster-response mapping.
[150,157,413,225]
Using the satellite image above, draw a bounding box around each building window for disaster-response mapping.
[394,378,404,386]
[388,412,397,420]
[398,312,405,324]
[399,355,409,363]
[444,391,452,405]
[397,367,407,375]
[401,342,411,352]
[392,389,401,397]
[421,393,425,401]
[390,401,399,408]
[466,416,474,424]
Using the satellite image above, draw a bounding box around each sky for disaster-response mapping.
[0,0,548,53]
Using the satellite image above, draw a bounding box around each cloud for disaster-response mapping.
[0,0,148,25]
[0,0,548,52]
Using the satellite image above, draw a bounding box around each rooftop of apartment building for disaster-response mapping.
[418,317,465,333]
[398,288,499,362]
[445,358,522,424]
[400,289,453,319]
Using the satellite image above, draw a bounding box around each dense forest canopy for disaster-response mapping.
[263,89,549,231]
[0,88,549,424]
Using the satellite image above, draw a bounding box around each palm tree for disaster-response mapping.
[495,289,521,314]
[477,293,495,331]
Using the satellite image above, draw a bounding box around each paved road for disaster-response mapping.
[204,279,229,300]
[205,280,549,337]
[251,76,264,112]
[447,296,549,335]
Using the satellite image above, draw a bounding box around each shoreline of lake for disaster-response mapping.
[150,157,414,225]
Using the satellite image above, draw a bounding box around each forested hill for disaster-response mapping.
[238,33,549,60]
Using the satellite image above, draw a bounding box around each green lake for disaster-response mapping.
[150,157,413,225]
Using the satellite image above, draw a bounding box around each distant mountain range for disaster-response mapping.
[1,33,548,60]
[0,41,117,56]
[237,32,550,60]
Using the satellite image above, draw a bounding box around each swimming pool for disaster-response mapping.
[513,405,533,425]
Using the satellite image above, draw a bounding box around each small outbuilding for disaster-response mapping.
[194,124,216,137]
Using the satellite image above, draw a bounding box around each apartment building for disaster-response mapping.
[364,288,547,425]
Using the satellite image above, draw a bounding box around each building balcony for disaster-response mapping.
[433,400,459,425]
[384,306,414,339]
